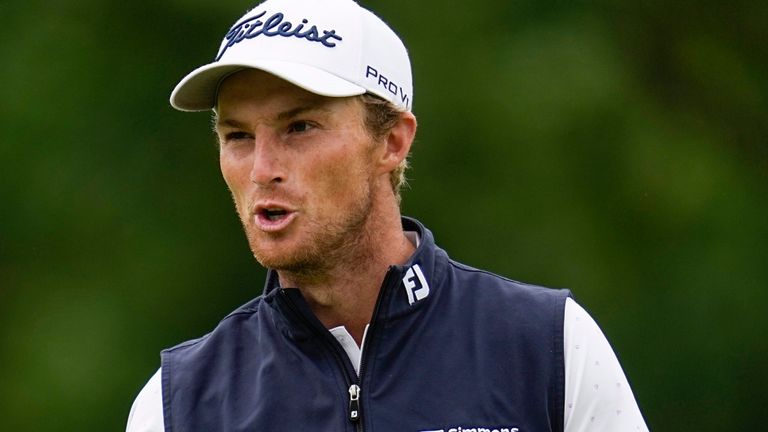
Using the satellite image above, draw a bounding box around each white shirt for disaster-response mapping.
[126,298,648,431]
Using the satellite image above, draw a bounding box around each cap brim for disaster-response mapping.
[170,60,367,112]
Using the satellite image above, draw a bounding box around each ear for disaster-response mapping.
[377,111,417,174]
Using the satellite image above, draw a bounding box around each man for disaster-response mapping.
[127,0,648,430]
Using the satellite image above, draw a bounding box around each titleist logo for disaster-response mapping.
[216,11,343,61]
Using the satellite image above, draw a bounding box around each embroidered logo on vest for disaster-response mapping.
[216,10,343,61]
[403,264,429,305]
[420,427,520,432]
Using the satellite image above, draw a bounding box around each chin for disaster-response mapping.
[250,238,320,272]
[253,250,324,275]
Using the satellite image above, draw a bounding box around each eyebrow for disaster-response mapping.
[215,98,334,130]
[277,102,331,121]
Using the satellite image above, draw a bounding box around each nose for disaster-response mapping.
[249,139,284,187]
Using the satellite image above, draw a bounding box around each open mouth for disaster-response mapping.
[254,205,296,232]
[262,208,287,221]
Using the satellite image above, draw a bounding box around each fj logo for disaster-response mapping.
[403,264,429,305]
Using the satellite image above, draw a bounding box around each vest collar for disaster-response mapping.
[261,216,446,329]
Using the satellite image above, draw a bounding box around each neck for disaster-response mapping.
[277,198,414,345]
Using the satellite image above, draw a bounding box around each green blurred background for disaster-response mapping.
[1,0,766,430]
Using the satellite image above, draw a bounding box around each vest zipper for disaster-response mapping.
[277,289,361,430]
[348,383,361,422]
[350,266,402,430]
[278,265,403,432]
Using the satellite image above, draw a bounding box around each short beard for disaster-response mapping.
[245,182,377,281]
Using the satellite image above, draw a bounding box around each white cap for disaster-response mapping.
[170,0,413,112]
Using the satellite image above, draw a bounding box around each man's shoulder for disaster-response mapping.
[162,295,268,355]
[444,258,572,302]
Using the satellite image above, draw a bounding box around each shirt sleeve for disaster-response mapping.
[126,368,165,432]
[563,298,648,431]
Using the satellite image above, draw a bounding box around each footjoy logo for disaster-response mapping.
[420,427,519,432]
[217,10,343,60]
[403,264,429,305]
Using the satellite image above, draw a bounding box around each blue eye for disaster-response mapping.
[288,121,312,133]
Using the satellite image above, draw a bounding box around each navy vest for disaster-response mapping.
[161,217,570,432]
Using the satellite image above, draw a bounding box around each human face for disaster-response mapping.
[215,69,383,274]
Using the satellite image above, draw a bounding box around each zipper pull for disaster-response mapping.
[348,384,361,422]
